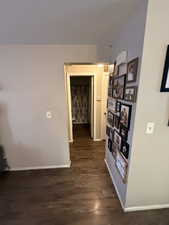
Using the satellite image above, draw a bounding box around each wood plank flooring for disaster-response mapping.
[0,126,169,224]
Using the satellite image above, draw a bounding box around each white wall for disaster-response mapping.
[126,0,169,209]
[0,45,96,169]
[105,0,148,206]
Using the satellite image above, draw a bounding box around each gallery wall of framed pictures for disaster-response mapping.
[106,54,139,183]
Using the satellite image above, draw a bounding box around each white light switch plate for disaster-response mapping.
[146,122,155,134]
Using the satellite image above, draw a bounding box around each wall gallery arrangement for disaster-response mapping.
[106,53,139,183]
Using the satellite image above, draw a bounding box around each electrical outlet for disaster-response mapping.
[46,111,52,119]
[146,122,155,134]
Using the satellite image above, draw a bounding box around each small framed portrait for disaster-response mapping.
[120,142,130,160]
[108,138,112,152]
[107,98,116,112]
[113,74,126,99]
[127,58,139,83]
[160,45,169,92]
[120,103,132,130]
[124,86,137,102]
[107,111,114,126]
[120,125,128,141]
[114,130,122,151]
[116,151,128,183]
[115,101,121,113]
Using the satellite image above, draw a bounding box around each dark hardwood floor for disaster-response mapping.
[0,125,169,224]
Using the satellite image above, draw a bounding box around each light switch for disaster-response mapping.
[46,111,52,119]
[146,122,155,134]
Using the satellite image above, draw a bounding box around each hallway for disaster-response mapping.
[0,137,169,224]
[73,124,91,140]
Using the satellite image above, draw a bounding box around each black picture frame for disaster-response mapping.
[120,125,128,141]
[114,130,122,152]
[120,142,129,160]
[107,97,116,112]
[127,58,139,83]
[120,103,132,130]
[160,45,169,92]
[124,86,138,102]
[112,74,126,99]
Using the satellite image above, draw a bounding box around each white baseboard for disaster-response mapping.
[10,161,71,171]
[125,204,169,212]
[94,139,102,142]
[104,159,125,211]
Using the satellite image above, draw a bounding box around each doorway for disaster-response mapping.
[66,73,96,142]
[65,63,109,144]
[70,76,93,140]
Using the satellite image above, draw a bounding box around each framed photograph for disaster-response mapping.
[124,86,137,102]
[160,45,169,92]
[107,98,116,112]
[118,63,127,76]
[120,125,128,141]
[116,101,121,113]
[127,58,139,83]
[115,151,128,183]
[114,115,120,131]
[120,103,132,130]
[107,111,114,126]
[120,142,129,160]
[114,130,122,151]
[113,74,126,99]
[108,138,112,152]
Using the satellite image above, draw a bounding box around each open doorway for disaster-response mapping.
[70,76,94,140]
[66,73,96,142]
[65,63,109,144]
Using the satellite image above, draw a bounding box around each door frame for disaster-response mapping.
[66,72,97,142]
[101,72,109,140]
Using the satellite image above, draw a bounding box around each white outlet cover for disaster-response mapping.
[46,111,52,119]
[146,122,155,134]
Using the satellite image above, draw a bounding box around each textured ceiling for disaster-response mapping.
[0,0,141,44]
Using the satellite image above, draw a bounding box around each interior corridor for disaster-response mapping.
[73,124,91,140]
